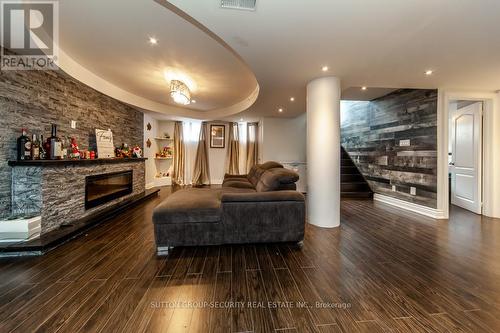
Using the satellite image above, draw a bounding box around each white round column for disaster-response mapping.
[306,76,341,228]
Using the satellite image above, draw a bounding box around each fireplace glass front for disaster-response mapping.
[85,170,133,209]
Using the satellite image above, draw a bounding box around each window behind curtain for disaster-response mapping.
[182,121,202,184]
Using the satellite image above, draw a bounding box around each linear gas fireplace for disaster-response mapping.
[85,170,133,209]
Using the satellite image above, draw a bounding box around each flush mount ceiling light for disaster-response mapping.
[322,66,329,72]
[170,80,191,105]
[163,70,197,92]
[425,69,433,76]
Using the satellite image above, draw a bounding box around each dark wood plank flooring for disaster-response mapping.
[1,187,500,332]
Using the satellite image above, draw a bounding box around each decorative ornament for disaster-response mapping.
[132,146,142,158]
[147,122,152,131]
[146,138,152,148]
[115,143,131,158]
[69,137,81,159]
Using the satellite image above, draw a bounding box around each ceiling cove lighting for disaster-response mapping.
[148,37,158,45]
[425,70,433,76]
[170,80,191,105]
[321,66,329,72]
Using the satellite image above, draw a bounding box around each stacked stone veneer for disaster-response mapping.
[12,160,145,234]
[0,47,144,218]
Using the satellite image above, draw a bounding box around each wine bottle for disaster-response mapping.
[60,136,67,159]
[48,124,62,160]
[31,134,40,160]
[39,134,47,159]
[17,128,31,160]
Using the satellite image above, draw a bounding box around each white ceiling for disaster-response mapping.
[55,0,258,119]
[167,0,500,119]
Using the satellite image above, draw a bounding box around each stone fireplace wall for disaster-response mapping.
[0,54,144,218]
[12,161,145,233]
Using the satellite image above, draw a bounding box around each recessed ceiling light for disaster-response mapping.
[278,108,283,113]
[321,66,329,72]
[425,70,433,75]
[148,37,158,45]
[240,118,244,122]
[361,86,367,91]
[290,97,295,102]
[191,99,196,104]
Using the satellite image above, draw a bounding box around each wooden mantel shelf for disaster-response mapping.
[8,158,147,167]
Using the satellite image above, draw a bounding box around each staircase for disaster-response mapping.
[341,147,373,199]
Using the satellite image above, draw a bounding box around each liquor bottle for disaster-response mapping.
[60,136,67,159]
[17,128,31,160]
[48,124,62,160]
[31,134,40,160]
[39,134,47,159]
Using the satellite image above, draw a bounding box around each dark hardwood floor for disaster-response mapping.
[1,187,500,332]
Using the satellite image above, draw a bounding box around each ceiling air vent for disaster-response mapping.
[221,0,256,11]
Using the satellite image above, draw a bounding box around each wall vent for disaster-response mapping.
[221,0,256,11]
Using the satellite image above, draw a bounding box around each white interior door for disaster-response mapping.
[450,102,482,214]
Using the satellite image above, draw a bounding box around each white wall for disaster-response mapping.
[144,115,309,186]
[260,114,307,163]
[143,115,175,189]
[207,121,229,184]
[143,114,159,189]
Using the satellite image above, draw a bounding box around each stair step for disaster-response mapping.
[341,159,355,166]
[341,166,358,173]
[341,183,371,192]
[341,174,364,182]
[341,191,373,198]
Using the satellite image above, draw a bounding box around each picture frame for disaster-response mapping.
[210,124,225,148]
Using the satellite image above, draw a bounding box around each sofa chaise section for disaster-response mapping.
[152,162,305,255]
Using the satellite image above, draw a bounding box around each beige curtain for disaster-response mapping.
[192,122,211,186]
[225,122,240,174]
[246,122,259,173]
[172,121,185,185]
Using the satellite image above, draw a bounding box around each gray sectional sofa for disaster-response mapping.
[153,162,306,255]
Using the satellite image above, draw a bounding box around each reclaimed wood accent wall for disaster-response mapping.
[340,89,438,208]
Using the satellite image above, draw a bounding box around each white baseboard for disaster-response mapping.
[373,194,447,219]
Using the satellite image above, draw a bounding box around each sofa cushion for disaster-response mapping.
[222,180,255,189]
[153,188,221,224]
[256,168,300,192]
[221,190,305,203]
[247,164,261,187]
[221,187,257,194]
[260,161,284,170]
[247,162,283,187]
[223,177,251,184]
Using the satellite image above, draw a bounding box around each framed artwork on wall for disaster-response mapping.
[210,124,225,148]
